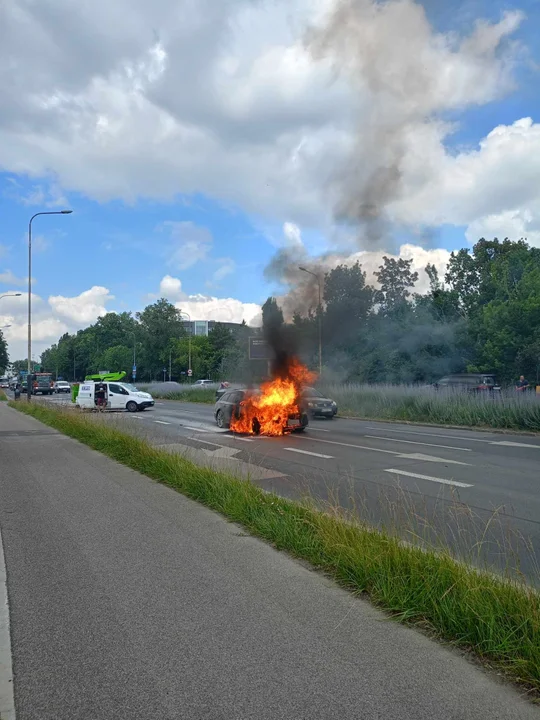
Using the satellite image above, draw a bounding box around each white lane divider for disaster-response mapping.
[154,420,171,425]
[307,427,331,433]
[0,525,15,720]
[285,448,334,459]
[366,426,540,449]
[365,435,471,452]
[490,440,540,449]
[294,435,469,465]
[384,469,473,488]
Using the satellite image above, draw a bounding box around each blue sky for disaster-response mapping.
[1,0,539,360]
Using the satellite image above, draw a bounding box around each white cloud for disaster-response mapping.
[0,0,531,245]
[0,270,28,287]
[157,273,261,325]
[176,296,262,326]
[49,286,114,323]
[211,258,236,285]
[2,285,116,360]
[161,221,213,270]
[159,274,183,300]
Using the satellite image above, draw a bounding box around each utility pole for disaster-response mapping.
[169,349,172,382]
[27,210,72,401]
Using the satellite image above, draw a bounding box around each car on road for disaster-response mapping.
[301,387,338,419]
[193,379,220,390]
[0,378,9,389]
[53,381,71,394]
[433,373,501,393]
[214,389,309,434]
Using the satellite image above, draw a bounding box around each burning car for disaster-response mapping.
[214,388,309,434]
[214,358,315,435]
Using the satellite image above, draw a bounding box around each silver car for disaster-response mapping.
[53,381,71,394]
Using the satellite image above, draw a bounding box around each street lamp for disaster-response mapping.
[179,312,192,380]
[0,325,12,329]
[0,293,22,300]
[299,266,323,377]
[28,210,72,400]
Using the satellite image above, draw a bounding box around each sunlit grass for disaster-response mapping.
[322,383,540,432]
[11,399,540,694]
[0,389,7,401]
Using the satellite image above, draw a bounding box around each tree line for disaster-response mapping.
[7,237,540,386]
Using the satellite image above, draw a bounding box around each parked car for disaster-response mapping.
[214,389,308,434]
[193,379,220,390]
[433,373,501,393]
[53,381,71,394]
[301,387,338,418]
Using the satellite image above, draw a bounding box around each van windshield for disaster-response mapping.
[120,383,139,392]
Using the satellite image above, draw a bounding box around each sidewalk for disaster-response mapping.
[0,402,537,720]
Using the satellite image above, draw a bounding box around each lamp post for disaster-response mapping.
[0,293,22,301]
[299,266,323,377]
[179,312,192,380]
[0,325,12,330]
[27,211,72,400]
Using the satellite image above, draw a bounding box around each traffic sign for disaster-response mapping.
[249,336,274,360]
[132,364,137,372]
[187,368,193,377]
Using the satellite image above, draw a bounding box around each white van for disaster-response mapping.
[76,381,155,412]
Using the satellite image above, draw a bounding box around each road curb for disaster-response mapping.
[0,523,15,720]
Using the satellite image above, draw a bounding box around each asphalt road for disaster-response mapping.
[43,393,540,582]
[1,402,538,719]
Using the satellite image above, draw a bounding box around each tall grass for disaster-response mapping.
[322,383,540,432]
[0,389,7,401]
[10,399,540,694]
[143,386,216,403]
[141,379,540,432]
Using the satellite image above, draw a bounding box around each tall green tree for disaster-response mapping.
[0,330,8,374]
[375,256,418,314]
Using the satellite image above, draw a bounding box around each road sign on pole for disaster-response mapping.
[187,368,193,377]
[249,337,274,361]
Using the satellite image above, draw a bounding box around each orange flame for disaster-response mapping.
[230,358,317,436]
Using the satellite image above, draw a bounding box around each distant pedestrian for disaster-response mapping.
[516,375,530,392]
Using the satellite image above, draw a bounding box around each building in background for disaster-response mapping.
[180,320,248,337]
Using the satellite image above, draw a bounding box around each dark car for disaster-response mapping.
[433,373,501,393]
[301,387,338,419]
[214,389,308,434]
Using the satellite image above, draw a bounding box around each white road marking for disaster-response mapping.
[365,435,471,452]
[365,427,540,450]
[295,436,396,454]
[396,452,469,466]
[294,435,471,465]
[365,427,491,443]
[0,525,15,720]
[490,440,540,449]
[235,437,254,443]
[384,469,473,488]
[307,427,331,433]
[182,425,215,434]
[285,448,334,459]
[154,420,170,425]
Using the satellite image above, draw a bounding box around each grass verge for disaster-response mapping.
[0,389,7,401]
[148,388,216,403]
[321,383,540,432]
[10,399,540,695]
